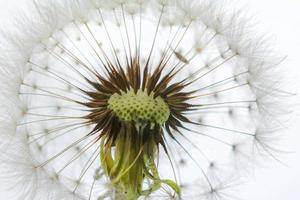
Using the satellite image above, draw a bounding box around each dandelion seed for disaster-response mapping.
[0,0,292,200]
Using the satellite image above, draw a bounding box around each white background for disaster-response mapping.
[0,0,299,200]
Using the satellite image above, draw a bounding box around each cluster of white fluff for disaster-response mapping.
[0,0,291,199]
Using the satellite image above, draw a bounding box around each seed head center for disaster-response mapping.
[108,89,170,125]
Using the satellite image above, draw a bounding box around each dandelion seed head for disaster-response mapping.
[0,0,292,199]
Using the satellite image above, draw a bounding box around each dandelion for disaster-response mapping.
[0,0,291,199]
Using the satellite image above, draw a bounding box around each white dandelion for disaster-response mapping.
[0,0,292,200]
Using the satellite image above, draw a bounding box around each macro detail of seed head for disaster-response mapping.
[0,0,292,200]
[107,89,170,125]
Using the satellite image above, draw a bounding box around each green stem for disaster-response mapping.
[100,124,181,199]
